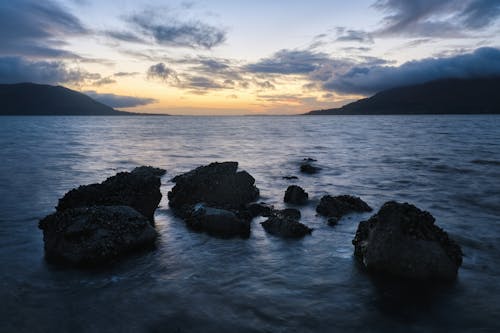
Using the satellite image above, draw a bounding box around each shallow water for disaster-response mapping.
[0,115,499,332]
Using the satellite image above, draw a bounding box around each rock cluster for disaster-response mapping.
[352,201,463,281]
[39,166,165,266]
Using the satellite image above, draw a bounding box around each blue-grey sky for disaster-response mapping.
[1,0,500,114]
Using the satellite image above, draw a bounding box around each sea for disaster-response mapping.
[0,115,499,332]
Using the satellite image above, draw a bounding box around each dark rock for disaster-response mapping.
[246,202,274,218]
[282,176,298,180]
[185,204,250,238]
[276,208,301,220]
[168,162,259,215]
[327,217,339,226]
[300,163,321,174]
[316,195,372,219]
[38,206,158,266]
[57,166,165,222]
[352,201,463,281]
[303,157,317,162]
[261,215,312,238]
[284,185,309,205]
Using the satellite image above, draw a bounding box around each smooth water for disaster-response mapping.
[0,115,499,332]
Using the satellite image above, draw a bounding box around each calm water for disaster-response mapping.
[0,115,499,332]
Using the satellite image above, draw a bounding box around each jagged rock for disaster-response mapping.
[316,195,372,220]
[300,163,321,174]
[57,166,165,222]
[284,185,309,205]
[352,201,463,281]
[185,204,250,238]
[39,206,158,266]
[168,162,259,216]
[246,202,274,218]
[261,214,312,238]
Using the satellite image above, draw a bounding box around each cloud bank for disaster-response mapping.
[84,91,157,108]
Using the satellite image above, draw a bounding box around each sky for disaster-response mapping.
[1,0,500,115]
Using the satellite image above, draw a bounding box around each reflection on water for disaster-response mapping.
[0,115,499,332]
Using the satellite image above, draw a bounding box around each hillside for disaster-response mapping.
[306,77,500,115]
[0,83,130,115]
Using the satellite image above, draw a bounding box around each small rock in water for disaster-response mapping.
[303,157,317,162]
[282,175,298,180]
[352,201,463,281]
[276,208,301,220]
[246,202,274,218]
[300,163,321,174]
[327,217,339,226]
[261,214,312,238]
[284,185,309,205]
[39,206,158,266]
[185,204,250,238]
[316,195,372,220]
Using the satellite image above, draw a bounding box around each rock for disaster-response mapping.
[168,162,259,216]
[261,215,312,238]
[276,208,301,220]
[284,185,309,205]
[316,195,372,220]
[300,163,321,174]
[327,217,339,226]
[303,157,317,162]
[246,202,274,218]
[57,166,165,222]
[185,204,250,238]
[38,206,158,266]
[352,201,463,281]
[282,176,298,180]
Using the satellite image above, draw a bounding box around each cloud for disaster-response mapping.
[0,56,98,84]
[373,0,500,37]
[92,77,116,86]
[0,0,87,58]
[335,28,374,44]
[323,47,500,94]
[113,72,139,77]
[83,91,157,108]
[245,49,333,74]
[147,63,180,83]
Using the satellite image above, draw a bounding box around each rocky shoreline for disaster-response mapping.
[38,160,463,281]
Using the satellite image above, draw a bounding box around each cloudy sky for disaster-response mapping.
[1,0,500,114]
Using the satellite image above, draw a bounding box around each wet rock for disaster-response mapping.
[316,195,372,220]
[185,204,250,238]
[168,162,259,216]
[282,176,298,180]
[300,163,321,174]
[246,202,274,218]
[284,185,309,205]
[57,166,165,222]
[303,157,317,162]
[39,206,158,266]
[261,215,312,238]
[276,208,301,220]
[352,201,463,281]
[327,217,339,226]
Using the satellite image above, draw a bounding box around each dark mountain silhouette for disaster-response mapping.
[0,83,159,116]
[306,77,500,115]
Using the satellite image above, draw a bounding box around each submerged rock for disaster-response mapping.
[284,185,309,205]
[282,175,298,180]
[168,162,259,215]
[261,214,312,238]
[316,195,372,220]
[185,204,250,238]
[57,166,165,222]
[300,163,321,174]
[39,206,158,266]
[352,201,463,281]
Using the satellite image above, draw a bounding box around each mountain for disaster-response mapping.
[0,83,139,116]
[306,77,500,115]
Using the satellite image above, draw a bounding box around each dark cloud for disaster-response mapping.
[84,91,157,108]
[147,63,180,83]
[245,49,332,74]
[323,47,500,94]
[92,77,116,86]
[185,76,224,89]
[123,11,226,49]
[335,28,374,44]
[374,0,500,37]
[113,72,140,77]
[0,0,87,58]
[105,31,145,43]
[255,80,275,90]
[0,56,98,84]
